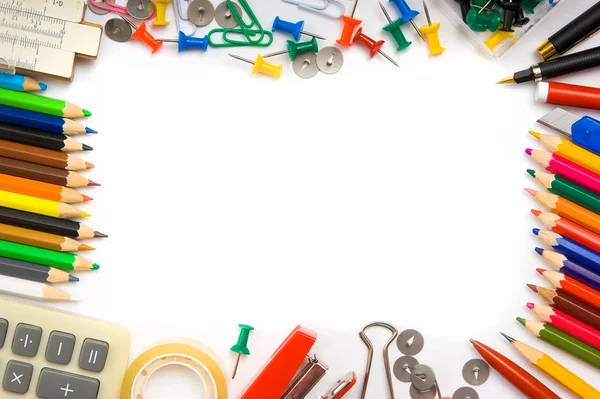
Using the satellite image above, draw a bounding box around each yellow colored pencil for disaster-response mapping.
[501,332,600,399]
[530,131,600,175]
[0,190,89,219]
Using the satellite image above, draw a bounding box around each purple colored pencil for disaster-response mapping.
[535,247,600,292]
[534,228,600,275]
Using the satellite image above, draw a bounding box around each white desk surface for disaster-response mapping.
[10,0,600,397]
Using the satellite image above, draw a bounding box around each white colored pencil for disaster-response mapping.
[0,274,79,301]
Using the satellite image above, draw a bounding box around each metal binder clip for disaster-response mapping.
[359,321,398,399]
[281,0,345,19]
[317,371,357,399]
[281,354,328,399]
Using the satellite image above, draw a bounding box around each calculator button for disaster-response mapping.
[78,338,109,372]
[0,318,7,348]
[37,368,99,399]
[46,331,76,365]
[12,323,42,357]
[2,360,33,394]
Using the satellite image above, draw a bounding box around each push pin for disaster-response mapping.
[454,0,471,22]
[153,0,171,25]
[522,0,541,14]
[229,54,282,80]
[272,16,326,42]
[513,7,530,26]
[119,15,163,53]
[484,30,514,51]
[418,0,445,55]
[229,324,254,379]
[353,28,399,67]
[158,31,209,52]
[498,0,523,32]
[337,0,362,46]
[263,38,318,61]
[466,8,501,32]
[379,3,411,51]
[388,0,424,40]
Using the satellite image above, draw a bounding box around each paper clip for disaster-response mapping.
[173,0,197,36]
[88,0,157,18]
[208,0,273,47]
[282,0,345,19]
[359,321,398,399]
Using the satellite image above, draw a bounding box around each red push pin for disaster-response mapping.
[119,15,163,53]
[336,0,361,46]
[353,28,399,67]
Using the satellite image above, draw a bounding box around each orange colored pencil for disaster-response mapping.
[0,174,91,203]
[532,210,600,254]
[526,189,600,235]
[538,269,600,312]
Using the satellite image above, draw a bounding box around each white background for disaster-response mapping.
[22,0,600,397]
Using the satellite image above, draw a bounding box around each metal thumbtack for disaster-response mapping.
[452,386,480,399]
[397,329,425,356]
[393,355,419,383]
[462,359,490,386]
[359,321,398,399]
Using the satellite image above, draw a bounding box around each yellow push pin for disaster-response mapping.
[228,54,282,80]
[484,30,514,52]
[418,0,445,55]
[153,0,172,25]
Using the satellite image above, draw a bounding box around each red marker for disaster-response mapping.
[536,82,600,111]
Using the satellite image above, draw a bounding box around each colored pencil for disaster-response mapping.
[527,189,600,235]
[526,149,600,195]
[536,248,600,292]
[0,124,92,152]
[0,157,99,187]
[530,131,600,176]
[501,332,600,399]
[0,88,90,118]
[0,190,89,219]
[518,318,600,369]
[0,174,91,203]
[0,104,95,135]
[0,223,93,252]
[0,140,93,171]
[0,74,46,92]
[529,285,600,332]
[539,269,600,311]
[469,338,560,399]
[528,303,600,350]
[534,229,600,275]
[528,169,600,215]
[0,274,78,301]
[0,256,77,283]
[532,210,600,255]
[0,207,106,239]
[0,239,98,271]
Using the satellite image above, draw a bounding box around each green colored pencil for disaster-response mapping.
[0,88,91,118]
[0,239,98,271]
[518,317,600,369]
[528,169,600,216]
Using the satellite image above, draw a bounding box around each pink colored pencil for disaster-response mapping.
[526,149,600,195]
[528,303,600,350]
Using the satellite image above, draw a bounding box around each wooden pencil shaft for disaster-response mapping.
[0,174,87,203]
[0,157,90,187]
[0,122,86,152]
[0,255,68,283]
[0,189,86,219]
[0,207,93,238]
[0,223,83,252]
[0,274,76,301]
[0,239,96,271]
[554,293,600,331]
[0,88,86,118]
[0,139,87,170]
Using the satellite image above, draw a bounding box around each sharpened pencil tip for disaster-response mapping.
[500,332,515,343]
[85,127,98,134]
[524,188,537,196]
[92,263,100,270]
[39,83,47,90]
[82,143,93,151]
[93,231,108,238]
[69,275,79,282]
[79,244,95,251]
[529,130,541,139]
[533,228,540,235]
[469,338,476,344]
[527,283,538,292]
[526,169,536,177]
[517,317,526,326]
[83,109,92,117]
[525,148,533,156]
[535,247,544,256]
[531,209,541,217]
[88,180,101,187]
[83,194,93,202]
[81,211,92,218]
[496,76,515,84]
[527,302,535,310]
[85,162,95,169]
[536,268,546,275]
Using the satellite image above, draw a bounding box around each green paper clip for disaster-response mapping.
[208,0,272,47]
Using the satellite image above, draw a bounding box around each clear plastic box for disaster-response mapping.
[438,0,563,58]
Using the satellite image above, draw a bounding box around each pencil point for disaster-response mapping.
[526,302,535,309]
[85,127,98,134]
[91,263,100,270]
[85,162,95,169]
[500,332,515,343]
[88,180,101,187]
[496,76,516,84]
[469,338,476,344]
[79,244,95,251]
[527,283,538,292]
[536,268,546,275]
[524,187,537,196]
[525,148,533,156]
[531,209,541,217]
[517,317,526,326]
[39,83,47,90]
[82,143,93,151]
[93,231,108,238]
[528,130,541,139]
[533,228,540,235]
[535,247,544,256]
[526,169,536,177]
[81,211,92,218]
[69,275,79,282]
[83,109,92,117]
[83,194,93,202]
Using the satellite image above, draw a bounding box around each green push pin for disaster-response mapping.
[379,2,411,51]
[230,324,254,379]
[262,37,319,61]
[466,8,501,32]
[522,0,542,14]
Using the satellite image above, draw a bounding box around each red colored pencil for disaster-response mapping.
[528,303,600,350]
[532,210,600,254]
[469,339,560,399]
[538,269,600,311]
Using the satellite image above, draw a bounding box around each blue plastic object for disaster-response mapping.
[178,31,209,52]
[272,16,304,41]
[389,0,419,23]
[571,116,600,155]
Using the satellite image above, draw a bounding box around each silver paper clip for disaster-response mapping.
[281,0,345,19]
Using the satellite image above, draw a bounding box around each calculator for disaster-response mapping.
[0,297,131,399]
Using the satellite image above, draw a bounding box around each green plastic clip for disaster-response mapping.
[208,0,273,47]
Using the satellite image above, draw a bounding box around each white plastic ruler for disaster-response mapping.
[0,0,102,79]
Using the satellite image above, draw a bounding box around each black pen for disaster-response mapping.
[497,45,600,84]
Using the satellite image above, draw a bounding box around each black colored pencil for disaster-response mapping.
[0,207,106,239]
[0,122,92,152]
[0,256,77,283]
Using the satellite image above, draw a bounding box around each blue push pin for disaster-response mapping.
[272,16,326,42]
[159,31,209,52]
[389,0,419,23]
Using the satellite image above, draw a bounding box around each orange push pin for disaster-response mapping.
[418,0,445,55]
[153,0,172,25]
[120,15,163,53]
[229,54,282,80]
[336,0,361,46]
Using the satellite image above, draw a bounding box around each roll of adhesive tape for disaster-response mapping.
[120,338,228,399]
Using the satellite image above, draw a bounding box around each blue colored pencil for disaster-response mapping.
[0,104,96,135]
[534,229,600,275]
[0,73,46,92]
[535,248,600,292]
